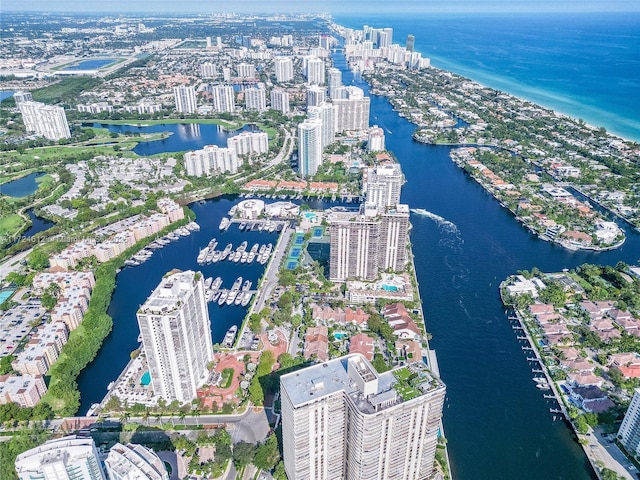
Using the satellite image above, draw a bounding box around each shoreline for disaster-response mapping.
[330,14,640,144]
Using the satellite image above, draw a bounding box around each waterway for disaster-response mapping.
[75,36,640,480]
[89,122,259,156]
[1,172,45,197]
[332,51,640,480]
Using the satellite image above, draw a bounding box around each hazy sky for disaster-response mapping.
[3,0,639,14]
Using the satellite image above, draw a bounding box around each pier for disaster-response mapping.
[509,309,569,422]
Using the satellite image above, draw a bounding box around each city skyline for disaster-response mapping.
[3,0,638,13]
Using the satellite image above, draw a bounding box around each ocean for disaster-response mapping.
[334,12,640,141]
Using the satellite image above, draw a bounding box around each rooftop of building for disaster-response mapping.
[281,353,444,414]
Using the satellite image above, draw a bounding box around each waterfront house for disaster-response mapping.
[529,303,555,316]
[557,347,582,360]
[561,359,594,373]
[569,386,614,413]
[568,372,603,388]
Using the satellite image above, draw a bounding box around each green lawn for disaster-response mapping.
[220,367,235,389]
[0,214,26,238]
[86,118,241,130]
[36,174,55,189]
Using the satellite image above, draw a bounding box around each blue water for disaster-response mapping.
[0,91,13,102]
[334,12,640,141]
[90,123,258,156]
[62,58,117,71]
[1,172,45,197]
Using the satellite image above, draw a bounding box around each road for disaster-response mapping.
[586,426,637,480]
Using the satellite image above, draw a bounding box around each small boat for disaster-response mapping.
[211,251,222,263]
[212,277,223,290]
[223,325,238,347]
[197,249,208,264]
[240,252,249,263]
[220,243,233,260]
[219,217,230,231]
[241,291,253,307]
[239,222,247,230]
[86,403,100,417]
[218,289,229,306]
[242,280,252,291]
[204,277,213,289]
[211,290,222,302]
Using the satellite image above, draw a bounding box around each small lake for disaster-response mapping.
[1,172,45,197]
[62,58,118,71]
[88,123,259,156]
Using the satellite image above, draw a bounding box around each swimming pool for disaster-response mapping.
[334,332,347,340]
[381,284,398,292]
[140,371,151,386]
[303,212,318,222]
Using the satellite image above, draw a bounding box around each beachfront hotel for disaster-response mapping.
[280,354,446,480]
[137,270,213,403]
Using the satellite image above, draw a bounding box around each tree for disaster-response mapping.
[232,441,256,469]
[254,434,280,471]
[27,250,49,270]
[0,355,15,375]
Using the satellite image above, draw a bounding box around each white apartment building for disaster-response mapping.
[367,125,386,152]
[244,85,267,111]
[306,84,326,108]
[281,354,446,480]
[105,443,169,480]
[619,388,640,457]
[210,85,235,112]
[333,86,370,132]
[327,67,342,99]
[77,102,113,114]
[227,131,269,157]
[270,89,290,113]
[236,62,256,78]
[274,56,294,82]
[173,85,197,113]
[137,270,213,403]
[305,56,325,85]
[19,101,71,140]
[307,102,336,149]
[365,163,403,209]
[200,62,218,78]
[15,436,107,480]
[298,119,323,178]
[329,203,409,282]
[183,145,240,176]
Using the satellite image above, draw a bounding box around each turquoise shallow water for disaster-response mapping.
[334,12,640,141]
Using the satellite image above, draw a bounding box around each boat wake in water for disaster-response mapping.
[410,208,459,234]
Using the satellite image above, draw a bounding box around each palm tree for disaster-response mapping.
[192,409,201,426]
[179,411,187,425]
[142,407,151,426]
